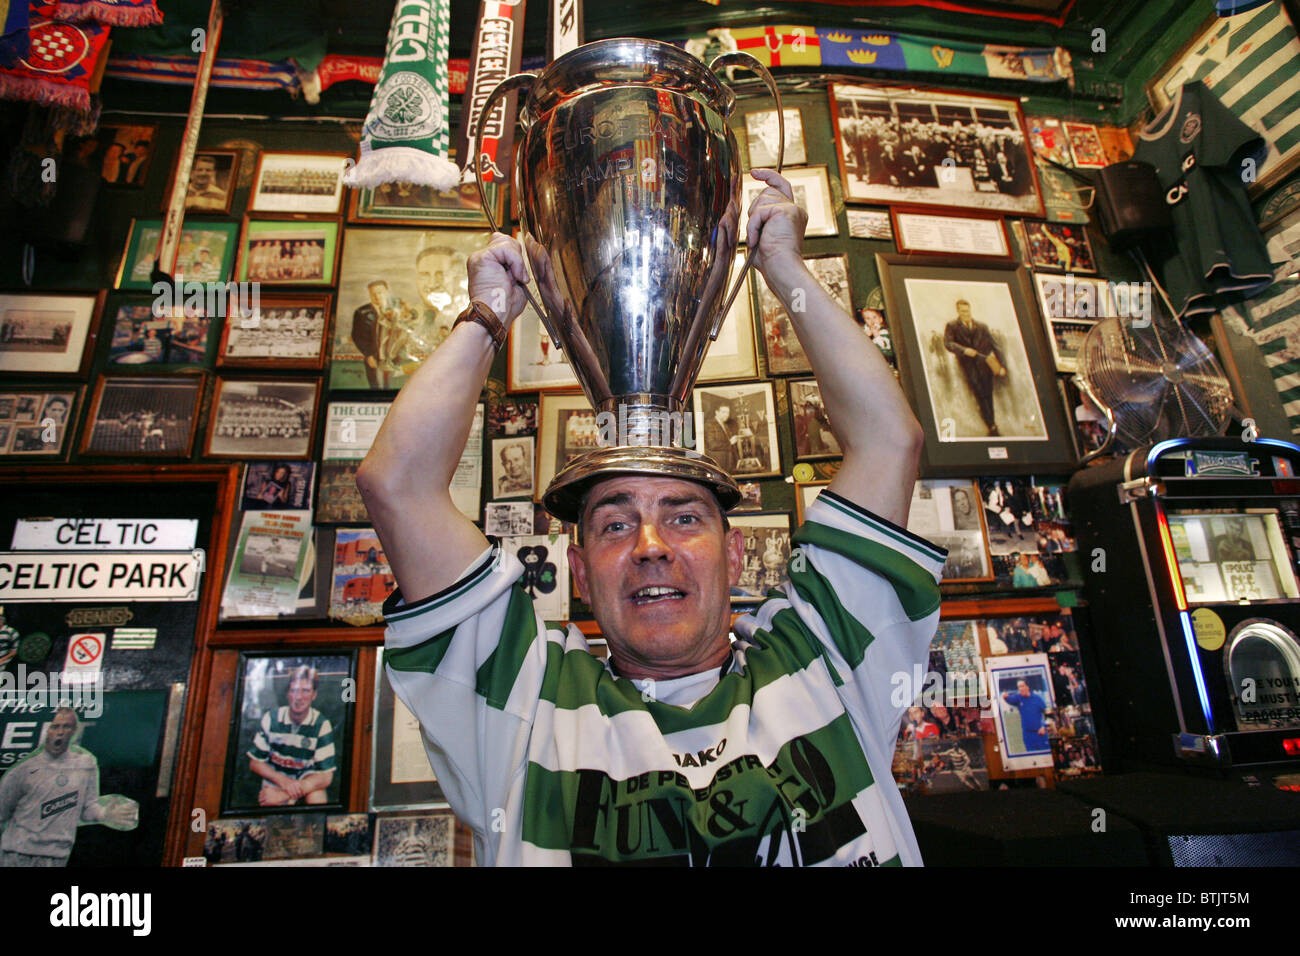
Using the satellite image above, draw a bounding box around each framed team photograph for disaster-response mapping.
[846,208,894,240]
[729,512,793,604]
[217,293,331,369]
[491,436,535,499]
[331,226,488,391]
[117,219,240,289]
[106,297,215,367]
[537,393,599,500]
[876,254,1073,475]
[330,528,397,626]
[204,377,320,459]
[79,374,204,458]
[173,149,240,215]
[788,379,841,460]
[0,291,101,377]
[371,655,447,811]
[94,123,157,187]
[738,165,837,243]
[236,217,341,287]
[0,387,82,460]
[692,381,781,479]
[892,208,1012,260]
[250,151,351,215]
[372,811,456,867]
[753,253,851,376]
[221,651,356,815]
[906,479,994,583]
[794,480,829,525]
[829,82,1043,216]
[1064,121,1107,169]
[986,653,1056,771]
[349,175,505,227]
[744,107,806,168]
[1021,220,1097,273]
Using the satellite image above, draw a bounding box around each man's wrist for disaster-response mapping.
[453,299,508,353]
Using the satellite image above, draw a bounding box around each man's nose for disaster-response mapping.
[632,522,673,562]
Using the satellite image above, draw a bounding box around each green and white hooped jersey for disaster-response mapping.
[383,490,945,866]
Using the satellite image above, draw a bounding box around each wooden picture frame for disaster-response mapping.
[753,253,851,377]
[891,207,1012,260]
[876,254,1073,475]
[116,219,240,290]
[729,511,794,604]
[348,176,505,228]
[104,295,217,369]
[692,381,781,479]
[217,293,332,370]
[1031,272,1114,374]
[1063,121,1107,170]
[0,385,84,461]
[788,379,841,461]
[167,148,241,216]
[203,376,321,460]
[907,478,995,583]
[738,164,838,242]
[537,392,597,502]
[0,290,102,377]
[79,373,205,459]
[250,151,351,216]
[794,480,829,525]
[828,82,1044,217]
[236,216,342,288]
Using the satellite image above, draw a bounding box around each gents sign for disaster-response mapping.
[13,518,198,551]
[0,551,205,602]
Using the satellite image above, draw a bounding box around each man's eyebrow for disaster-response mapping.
[587,491,634,514]
[661,493,710,509]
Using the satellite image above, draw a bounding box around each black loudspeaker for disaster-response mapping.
[1094,160,1172,252]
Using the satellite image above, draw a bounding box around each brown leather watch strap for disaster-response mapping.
[452,299,507,352]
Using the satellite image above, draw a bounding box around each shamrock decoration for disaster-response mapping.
[384,86,425,126]
[517,545,557,598]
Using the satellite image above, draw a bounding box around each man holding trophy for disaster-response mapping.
[357,38,943,866]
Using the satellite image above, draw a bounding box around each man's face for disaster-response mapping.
[957,302,973,323]
[368,283,388,310]
[416,251,453,304]
[502,445,526,478]
[1017,680,1031,698]
[46,712,77,757]
[715,405,730,424]
[192,159,215,189]
[569,476,743,677]
[287,677,316,722]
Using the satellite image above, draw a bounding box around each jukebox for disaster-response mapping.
[1069,437,1300,770]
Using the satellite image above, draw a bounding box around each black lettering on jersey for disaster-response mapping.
[41,791,78,819]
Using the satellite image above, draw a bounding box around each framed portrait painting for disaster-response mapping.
[222,651,356,814]
[876,254,1073,475]
[828,83,1043,217]
[0,291,101,377]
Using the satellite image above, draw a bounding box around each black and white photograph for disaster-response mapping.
[744,107,806,168]
[205,378,320,459]
[484,501,535,536]
[492,436,535,498]
[222,652,356,814]
[80,374,203,457]
[251,152,350,215]
[241,461,315,511]
[729,513,793,604]
[829,83,1042,215]
[537,393,601,498]
[788,379,841,460]
[373,812,456,867]
[693,382,781,478]
[738,165,837,242]
[979,477,1038,554]
[181,149,240,214]
[218,294,331,368]
[907,479,993,582]
[0,388,80,459]
[1022,220,1097,273]
[0,292,99,376]
[846,208,894,240]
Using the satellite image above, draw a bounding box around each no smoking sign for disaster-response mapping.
[64,632,105,683]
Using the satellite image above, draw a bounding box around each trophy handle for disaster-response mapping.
[471,72,568,349]
[706,52,784,341]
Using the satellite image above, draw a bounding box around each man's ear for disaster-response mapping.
[725,526,745,587]
[568,541,588,603]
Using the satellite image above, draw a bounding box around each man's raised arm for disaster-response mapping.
[355,233,529,604]
[746,169,923,526]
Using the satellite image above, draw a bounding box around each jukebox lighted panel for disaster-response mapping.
[1069,437,1300,770]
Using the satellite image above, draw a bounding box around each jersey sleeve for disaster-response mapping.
[312,718,337,773]
[782,490,946,757]
[1188,81,1267,170]
[381,542,545,844]
[248,711,272,764]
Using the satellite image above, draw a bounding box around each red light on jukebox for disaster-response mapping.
[1284,738,1300,756]
[1155,507,1188,611]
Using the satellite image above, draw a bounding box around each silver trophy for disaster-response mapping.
[475,38,783,521]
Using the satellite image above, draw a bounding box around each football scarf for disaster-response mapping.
[0,0,32,68]
[53,0,160,26]
[453,0,526,186]
[0,8,110,111]
[344,0,459,191]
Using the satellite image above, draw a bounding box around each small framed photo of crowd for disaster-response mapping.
[203,377,321,460]
[537,393,599,500]
[170,148,241,215]
[743,107,807,168]
[349,175,505,228]
[79,373,204,458]
[332,227,487,392]
[105,296,216,368]
[692,382,781,479]
[0,387,82,460]
[828,83,1044,217]
[876,254,1073,475]
[222,651,357,815]
[1031,273,1114,374]
[236,217,341,287]
[752,253,852,376]
[116,219,239,289]
[729,512,793,604]
[371,655,447,811]
[891,208,1012,260]
[906,478,993,583]
[1020,220,1097,273]
[217,293,331,369]
[788,379,841,460]
[0,291,102,377]
[738,165,838,242]
[250,152,351,216]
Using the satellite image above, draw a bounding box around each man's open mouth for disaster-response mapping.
[630,585,686,605]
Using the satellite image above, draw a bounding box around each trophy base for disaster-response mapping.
[543,445,741,525]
